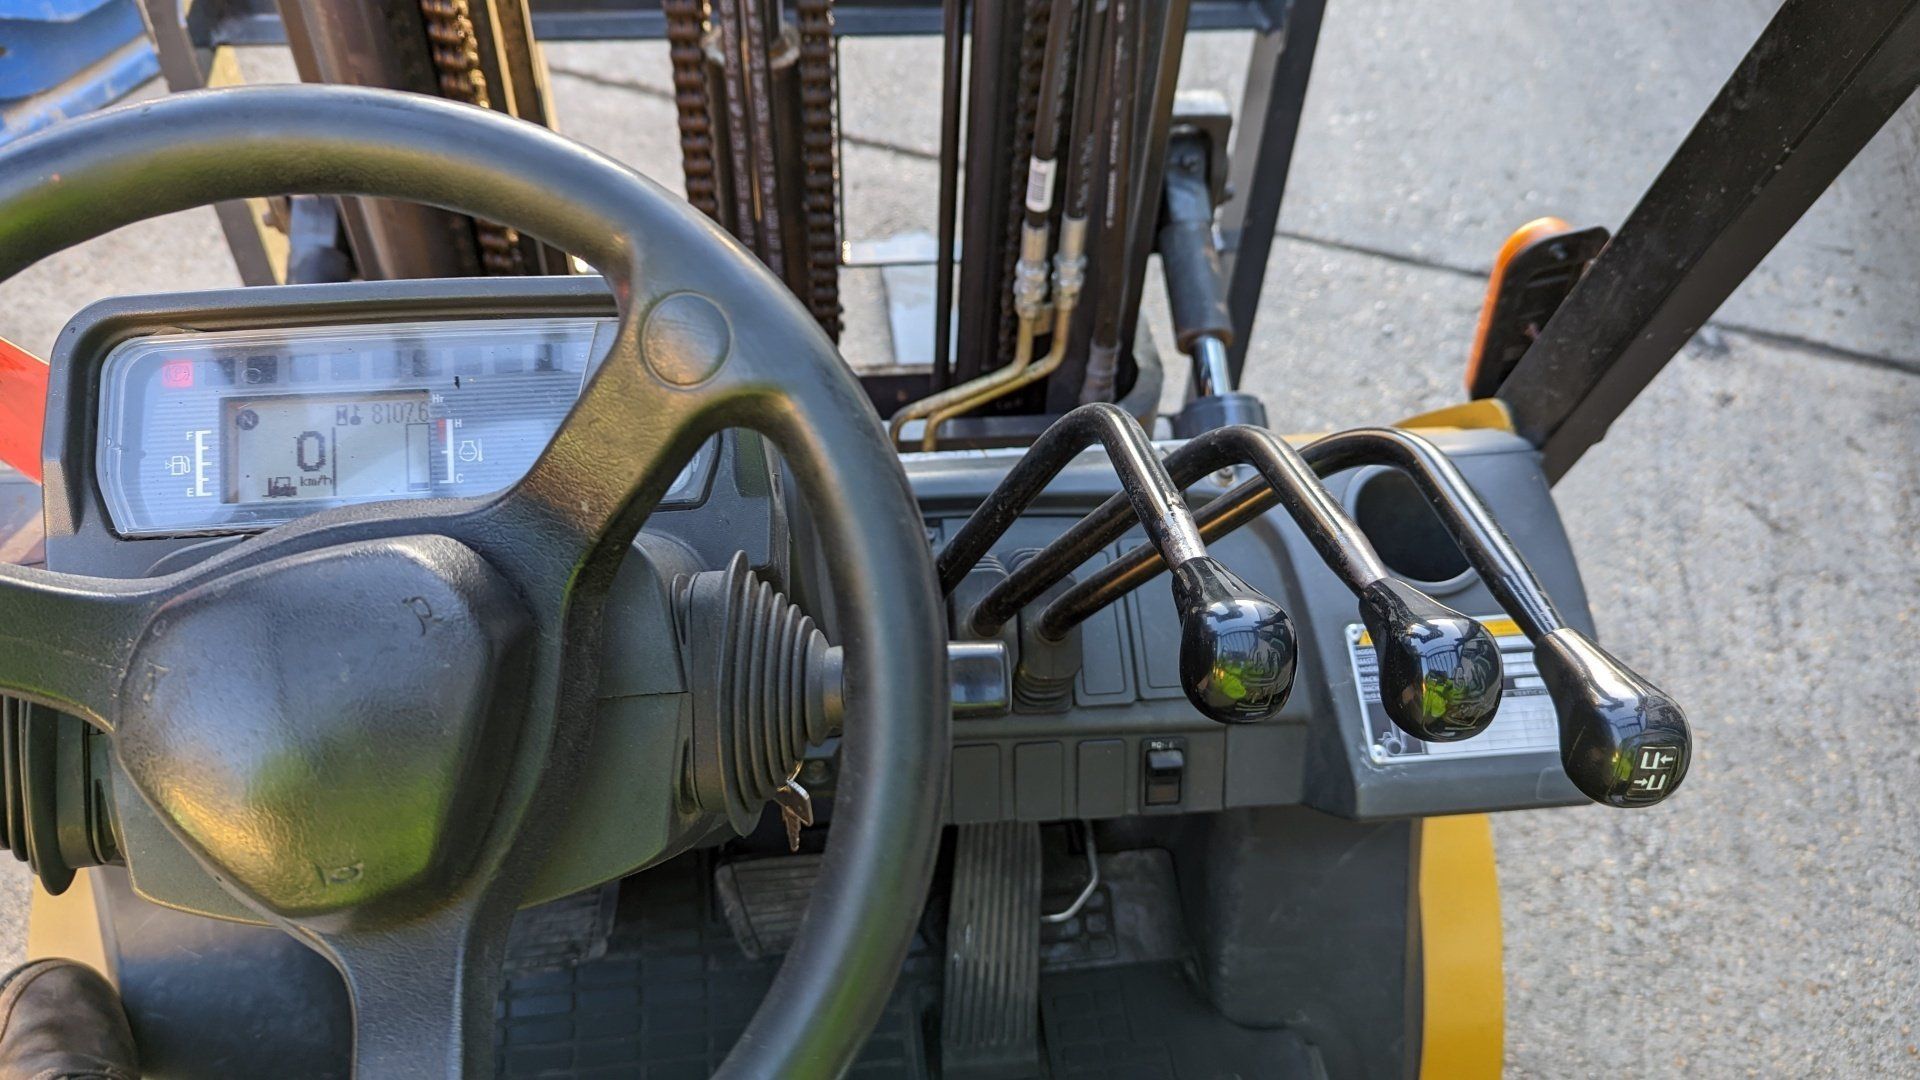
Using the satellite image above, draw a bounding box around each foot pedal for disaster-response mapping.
[942,822,1043,1080]
[502,881,618,975]
[714,853,824,960]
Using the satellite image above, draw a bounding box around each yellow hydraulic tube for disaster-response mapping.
[889,311,1041,446]
[890,217,1056,446]
[911,216,1088,450]
[921,298,1074,449]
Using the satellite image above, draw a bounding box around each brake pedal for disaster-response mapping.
[942,822,1043,1080]
[502,881,619,975]
[714,853,824,960]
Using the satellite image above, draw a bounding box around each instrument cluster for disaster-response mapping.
[96,317,716,537]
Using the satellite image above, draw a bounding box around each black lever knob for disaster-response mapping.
[1535,628,1690,807]
[1357,578,1504,742]
[1171,557,1296,723]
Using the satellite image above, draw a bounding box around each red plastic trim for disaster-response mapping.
[0,336,48,484]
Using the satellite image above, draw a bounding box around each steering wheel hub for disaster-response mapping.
[116,535,530,921]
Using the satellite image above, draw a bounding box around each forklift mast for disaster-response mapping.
[6,2,1917,1075]
[137,0,1331,448]
[136,0,1920,472]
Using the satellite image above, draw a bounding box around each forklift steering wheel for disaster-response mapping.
[0,86,949,1078]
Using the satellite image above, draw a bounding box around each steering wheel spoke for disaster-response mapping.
[466,302,743,592]
[310,908,507,1080]
[0,564,160,730]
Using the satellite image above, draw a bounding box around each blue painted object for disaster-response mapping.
[0,0,159,146]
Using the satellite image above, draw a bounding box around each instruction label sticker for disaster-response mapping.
[1024,157,1058,213]
[1345,617,1558,763]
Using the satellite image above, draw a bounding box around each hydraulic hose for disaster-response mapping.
[892,0,1085,447]
[1077,0,1135,404]
[908,0,1107,448]
[1027,0,1077,220]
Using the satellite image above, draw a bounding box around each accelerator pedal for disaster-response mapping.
[942,822,1043,1079]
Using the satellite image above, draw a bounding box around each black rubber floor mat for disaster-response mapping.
[497,850,1318,1079]
[495,857,933,1079]
[1039,963,1324,1080]
[713,852,823,960]
[1040,849,1188,973]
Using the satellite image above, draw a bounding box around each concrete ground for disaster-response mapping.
[2,0,1917,1075]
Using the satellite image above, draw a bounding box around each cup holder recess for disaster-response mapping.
[1347,467,1473,591]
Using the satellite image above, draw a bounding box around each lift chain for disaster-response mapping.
[419,0,527,274]
[996,0,1053,372]
[665,0,721,219]
[667,0,841,339]
[795,0,844,340]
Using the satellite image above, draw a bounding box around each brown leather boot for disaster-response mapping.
[0,959,139,1080]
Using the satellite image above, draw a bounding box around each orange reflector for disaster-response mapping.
[1465,216,1572,397]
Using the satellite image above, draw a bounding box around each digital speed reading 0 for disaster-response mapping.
[222,391,433,504]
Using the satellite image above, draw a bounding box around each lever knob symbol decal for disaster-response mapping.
[1172,557,1296,724]
[1535,628,1691,807]
[1358,578,1503,742]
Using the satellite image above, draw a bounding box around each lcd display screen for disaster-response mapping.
[223,391,433,504]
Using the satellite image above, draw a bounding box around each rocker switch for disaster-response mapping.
[1143,741,1186,807]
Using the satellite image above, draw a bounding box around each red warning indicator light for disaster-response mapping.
[161,360,195,389]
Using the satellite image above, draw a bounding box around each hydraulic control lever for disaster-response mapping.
[936,403,1295,723]
[971,425,1504,743]
[1029,425,1690,806]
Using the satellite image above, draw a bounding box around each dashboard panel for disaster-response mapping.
[45,276,1596,856]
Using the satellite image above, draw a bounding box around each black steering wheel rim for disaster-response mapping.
[0,85,948,1078]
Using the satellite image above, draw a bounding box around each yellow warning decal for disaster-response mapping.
[1356,616,1521,648]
